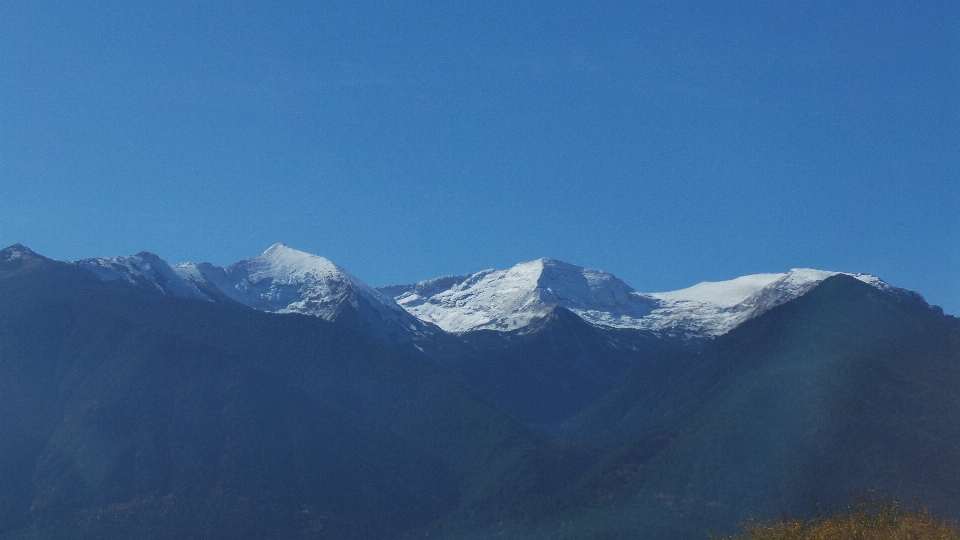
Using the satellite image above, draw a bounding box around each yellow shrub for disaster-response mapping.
[718,500,960,540]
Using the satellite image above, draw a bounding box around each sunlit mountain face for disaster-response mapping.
[76,243,910,341]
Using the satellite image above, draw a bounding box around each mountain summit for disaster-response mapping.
[52,244,925,340]
[380,258,656,333]
[76,244,435,343]
[381,262,910,338]
[641,268,909,337]
[179,243,400,319]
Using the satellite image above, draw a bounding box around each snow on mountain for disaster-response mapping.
[71,244,913,340]
[76,252,212,301]
[384,258,657,333]
[643,269,898,337]
[1,244,40,262]
[0,244,51,275]
[184,243,423,326]
[650,273,785,306]
[75,244,433,339]
[382,263,905,338]
[176,243,359,316]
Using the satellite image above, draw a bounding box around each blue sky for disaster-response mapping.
[2,1,958,313]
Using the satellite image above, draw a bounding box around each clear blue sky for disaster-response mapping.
[2,1,958,313]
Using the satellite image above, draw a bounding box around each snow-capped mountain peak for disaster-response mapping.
[385,258,656,333]
[74,244,433,342]
[639,268,902,337]
[64,243,921,341]
[242,243,350,288]
[1,244,40,261]
[205,243,400,320]
[0,244,49,275]
[76,251,211,300]
[382,263,911,338]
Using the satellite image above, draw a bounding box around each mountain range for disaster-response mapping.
[73,242,910,340]
[0,243,956,540]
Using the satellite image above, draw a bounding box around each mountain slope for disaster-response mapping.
[76,245,918,344]
[640,268,908,337]
[77,243,436,344]
[7,243,957,540]
[421,307,671,425]
[381,258,657,333]
[383,262,910,339]
[0,245,587,540]
[504,275,960,540]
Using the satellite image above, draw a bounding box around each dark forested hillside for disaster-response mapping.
[422,306,672,426]
[3,245,960,540]
[0,247,587,540]
[486,275,960,539]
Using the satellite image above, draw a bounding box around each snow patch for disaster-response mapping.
[72,244,909,340]
[384,264,900,338]
[390,258,656,333]
[74,244,431,340]
[76,252,211,300]
[650,273,785,306]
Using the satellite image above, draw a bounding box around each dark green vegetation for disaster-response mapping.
[467,274,960,540]
[2,245,960,539]
[0,248,588,539]
[426,307,672,425]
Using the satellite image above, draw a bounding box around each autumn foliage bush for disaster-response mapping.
[717,500,960,540]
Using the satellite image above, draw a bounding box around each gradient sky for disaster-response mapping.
[2,1,958,313]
